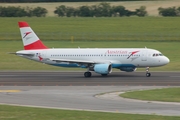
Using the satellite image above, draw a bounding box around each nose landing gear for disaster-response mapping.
[146,67,151,77]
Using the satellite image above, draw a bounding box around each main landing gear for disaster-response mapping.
[146,67,151,77]
[84,72,92,77]
[84,72,108,77]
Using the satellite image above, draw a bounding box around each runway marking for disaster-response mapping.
[170,76,180,78]
[0,90,21,93]
[0,75,20,77]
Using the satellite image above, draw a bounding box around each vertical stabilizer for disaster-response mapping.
[18,21,48,50]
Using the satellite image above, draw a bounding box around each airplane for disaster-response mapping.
[14,21,170,77]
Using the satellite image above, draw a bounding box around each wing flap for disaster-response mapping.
[49,58,95,64]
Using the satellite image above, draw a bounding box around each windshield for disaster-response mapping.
[153,53,164,57]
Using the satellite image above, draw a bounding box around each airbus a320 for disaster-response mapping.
[14,21,170,77]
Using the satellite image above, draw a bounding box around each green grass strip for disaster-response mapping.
[0,17,180,41]
[120,87,180,102]
[0,104,180,120]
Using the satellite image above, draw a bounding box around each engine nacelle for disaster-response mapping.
[94,64,112,74]
[119,67,137,72]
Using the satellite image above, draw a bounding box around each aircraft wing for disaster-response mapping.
[49,58,109,65]
[49,58,96,64]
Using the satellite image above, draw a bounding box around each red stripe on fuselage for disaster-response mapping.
[24,40,48,50]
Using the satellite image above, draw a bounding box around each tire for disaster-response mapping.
[146,73,151,77]
[84,72,91,77]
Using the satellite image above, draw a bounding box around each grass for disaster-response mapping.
[0,104,180,120]
[120,87,180,102]
[0,17,179,71]
[0,17,180,41]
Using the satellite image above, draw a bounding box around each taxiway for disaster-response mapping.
[0,71,180,116]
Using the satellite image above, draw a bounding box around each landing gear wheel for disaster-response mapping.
[145,67,151,77]
[146,73,151,77]
[84,72,92,77]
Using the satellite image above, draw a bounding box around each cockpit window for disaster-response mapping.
[153,53,163,57]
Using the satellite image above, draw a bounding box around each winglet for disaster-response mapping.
[18,21,48,50]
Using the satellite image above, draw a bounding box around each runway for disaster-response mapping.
[0,71,180,116]
[0,71,180,86]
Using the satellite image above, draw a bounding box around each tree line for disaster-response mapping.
[54,3,147,17]
[0,0,152,3]
[158,7,180,17]
[0,3,180,17]
[0,6,47,17]
[54,3,180,17]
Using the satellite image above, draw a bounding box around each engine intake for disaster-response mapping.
[94,64,112,74]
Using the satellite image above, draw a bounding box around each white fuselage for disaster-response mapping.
[16,48,170,69]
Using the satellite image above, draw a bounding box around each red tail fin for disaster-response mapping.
[18,21,48,50]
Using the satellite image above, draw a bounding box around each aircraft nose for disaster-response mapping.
[163,56,170,65]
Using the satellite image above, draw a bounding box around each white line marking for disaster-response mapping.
[170,76,180,78]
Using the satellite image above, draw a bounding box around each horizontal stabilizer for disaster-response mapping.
[9,52,34,57]
[16,52,34,57]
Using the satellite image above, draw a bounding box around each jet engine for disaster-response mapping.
[119,67,137,72]
[93,64,112,74]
